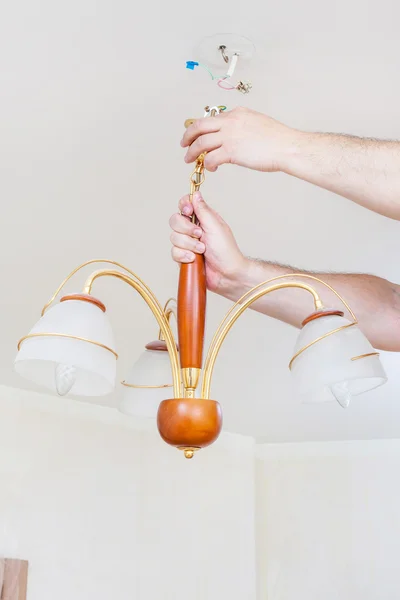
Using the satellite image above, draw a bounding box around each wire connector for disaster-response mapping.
[186,61,199,70]
[236,81,252,94]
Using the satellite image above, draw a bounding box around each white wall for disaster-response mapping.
[8,384,400,600]
[0,385,256,600]
[256,441,400,600]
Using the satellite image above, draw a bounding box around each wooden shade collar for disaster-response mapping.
[60,293,106,313]
[302,309,344,327]
[145,340,168,352]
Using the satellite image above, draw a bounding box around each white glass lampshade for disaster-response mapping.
[15,296,117,397]
[291,312,387,408]
[119,347,174,418]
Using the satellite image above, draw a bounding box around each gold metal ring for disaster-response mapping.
[190,173,205,186]
[288,323,356,371]
[17,333,118,359]
[351,352,380,362]
[121,381,172,389]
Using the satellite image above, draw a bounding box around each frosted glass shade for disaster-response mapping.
[291,313,387,408]
[15,298,117,396]
[119,349,174,418]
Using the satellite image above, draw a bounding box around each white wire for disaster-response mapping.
[193,51,241,95]
[226,53,239,78]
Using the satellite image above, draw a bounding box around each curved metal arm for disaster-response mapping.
[201,279,324,399]
[41,259,165,317]
[202,273,359,399]
[83,269,181,398]
[159,298,177,341]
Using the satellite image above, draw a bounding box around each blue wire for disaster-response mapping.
[186,60,228,81]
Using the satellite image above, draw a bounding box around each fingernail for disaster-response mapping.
[194,228,202,237]
[182,206,191,216]
[185,252,194,262]
[196,242,205,253]
[193,191,203,201]
[184,154,189,163]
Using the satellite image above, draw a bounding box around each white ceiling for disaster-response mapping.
[1,0,400,442]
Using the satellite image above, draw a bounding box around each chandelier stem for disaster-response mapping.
[176,109,219,395]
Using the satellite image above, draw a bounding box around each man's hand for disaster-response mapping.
[169,191,247,295]
[182,106,400,220]
[169,194,400,351]
[181,107,300,173]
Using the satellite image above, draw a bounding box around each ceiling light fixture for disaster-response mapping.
[186,35,254,94]
[14,106,387,459]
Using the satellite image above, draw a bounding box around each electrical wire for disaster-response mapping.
[217,79,236,91]
[196,63,237,91]
[186,53,243,93]
[196,62,229,81]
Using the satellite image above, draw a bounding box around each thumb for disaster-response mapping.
[192,192,218,231]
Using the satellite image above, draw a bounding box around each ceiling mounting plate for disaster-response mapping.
[194,33,255,70]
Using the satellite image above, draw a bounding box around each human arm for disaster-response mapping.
[170,193,400,351]
[181,108,400,220]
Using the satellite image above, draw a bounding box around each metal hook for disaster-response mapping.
[218,45,229,64]
[204,105,223,117]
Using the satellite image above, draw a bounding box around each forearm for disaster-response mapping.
[282,131,400,220]
[221,258,400,351]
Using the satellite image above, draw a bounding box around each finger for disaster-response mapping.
[169,213,203,237]
[171,246,196,264]
[191,191,217,231]
[181,116,223,148]
[203,147,230,172]
[178,194,194,217]
[170,231,205,254]
[184,133,222,164]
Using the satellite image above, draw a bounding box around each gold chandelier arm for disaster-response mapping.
[212,274,357,338]
[201,280,324,399]
[41,259,165,317]
[82,269,181,398]
[163,297,177,313]
[159,298,177,341]
[270,273,357,322]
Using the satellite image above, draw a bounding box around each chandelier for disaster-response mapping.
[14,106,387,459]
